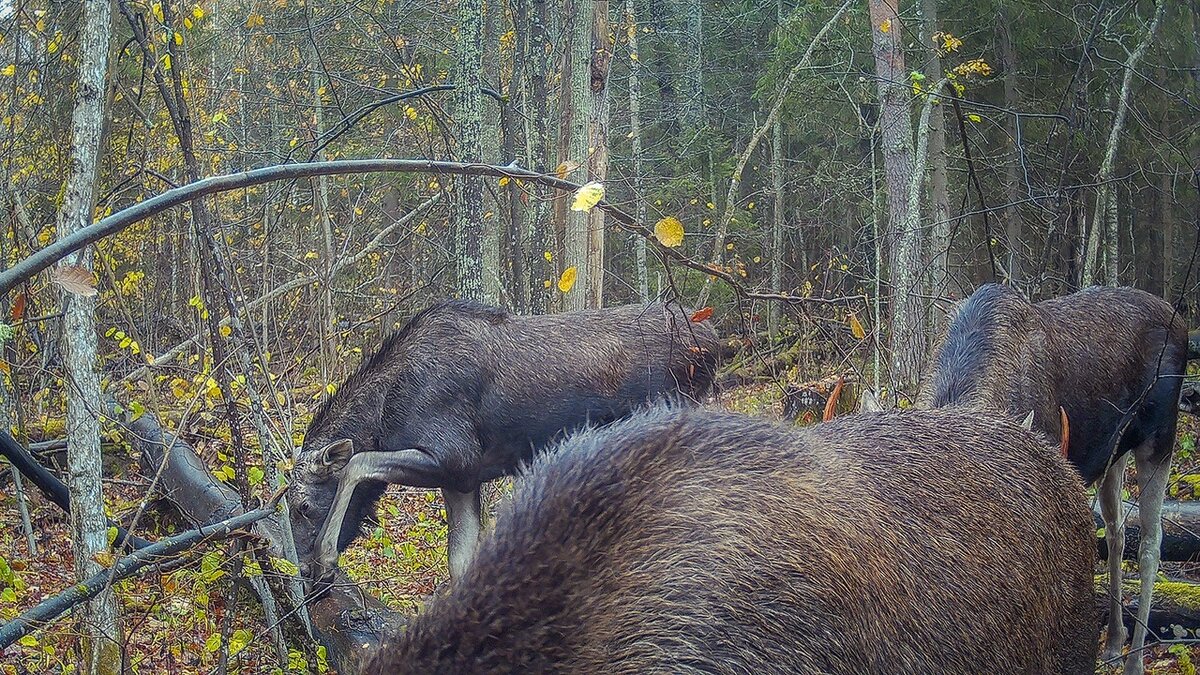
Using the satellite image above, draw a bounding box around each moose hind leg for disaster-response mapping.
[1099,453,1129,664]
[1126,447,1173,675]
[444,487,483,579]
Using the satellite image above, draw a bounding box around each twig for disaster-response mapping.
[0,488,286,650]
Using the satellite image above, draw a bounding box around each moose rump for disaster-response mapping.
[364,406,1098,674]
[289,300,719,581]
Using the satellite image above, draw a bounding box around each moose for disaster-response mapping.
[920,283,1187,675]
[289,299,719,582]
[363,405,1098,674]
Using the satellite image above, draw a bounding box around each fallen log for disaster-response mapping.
[1098,578,1200,642]
[116,409,404,674]
[1095,500,1200,562]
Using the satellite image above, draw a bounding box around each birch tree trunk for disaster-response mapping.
[563,0,594,312]
[585,1,611,309]
[1083,0,1166,286]
[922,0,949,297]
[309,39,336,380]
[58,1,122,671]
[454,0,485,302]
[626,0,649,302]
[868,0,922,393]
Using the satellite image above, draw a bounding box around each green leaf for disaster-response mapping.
[1,587,16,603]
[248,466,265,486]
[19,635,37,647]
[270,556,300,577]
[107,526,118,546]
[229,629,252,656]
[205,633,222,652]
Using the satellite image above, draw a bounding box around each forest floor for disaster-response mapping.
[0,383,1199,673]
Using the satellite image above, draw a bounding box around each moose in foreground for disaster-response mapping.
[364,406,1098,674]
[289,300,719,582]
[920,283,1187,675]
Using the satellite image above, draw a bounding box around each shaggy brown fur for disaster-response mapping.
[920,283,1186,674]
[364,406,1098,674]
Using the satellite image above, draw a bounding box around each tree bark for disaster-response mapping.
[1083,0,1166,287]
[769,0,785,339]
[679,0,704,131]
[585,1,611,308]
[563,0,594,311]
[868,0,922,393]
[482,0,503,306]
[58,1,123,670]
[922,0,950,298]
[626,0,649,302]
[528,0,552,313]
[998,9,1024,289]
[454,0,485,302]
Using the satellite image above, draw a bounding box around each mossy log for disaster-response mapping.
[117,408,404,674]
[1094,500,1200,562]
[1097,577,1200,641]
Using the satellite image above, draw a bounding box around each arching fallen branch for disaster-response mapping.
[0,488,285,650]
[0,159,864,307]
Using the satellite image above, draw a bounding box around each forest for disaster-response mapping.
[0,0,1198,672]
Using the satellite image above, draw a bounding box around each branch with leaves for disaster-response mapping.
[0,159,864,309]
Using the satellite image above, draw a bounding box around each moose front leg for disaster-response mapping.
[443,487,483,579]
[314,449,442,579]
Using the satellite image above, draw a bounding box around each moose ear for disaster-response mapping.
[320,439,354,471]
[1020,411,1035,430]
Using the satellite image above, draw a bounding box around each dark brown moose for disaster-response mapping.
[363,406,1098,674]
[920,283,1187,675]
[289,300,718,583]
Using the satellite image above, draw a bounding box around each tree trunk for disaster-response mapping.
[922,0,950,298]
[1159,116,1175,300]
[1083,0,1166,287]
[998,9,1023,289]
[482,1,503,306]
[769,0,785,339]
[679,0,704,131]
[585,1,611,308]
[563,0,594,311]
[309,39,337,381]
[505,0,530,312]
[454,0,485,302]
[529,0,552,313]
[867,0,922,394]
[626,0,649,302]
[58,1,122,671]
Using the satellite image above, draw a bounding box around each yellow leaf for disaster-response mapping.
[967,113,982,123]
[193,5,205,19]
[542,279,551,288]
[174,31,183,46]
[151,4,165,22]
[570,182,605,212]
[219,324,232,337]
[879,18,891,33]
[183,16,193,29]
[162,54,171,71]
[1,65,13,76]
[557,266,578,293]
[498,176,510,187]
[246,12,264,28]
[654,216,685,248]
[555,160,581,178]
[543,250,553,261]
[848,313,867,340]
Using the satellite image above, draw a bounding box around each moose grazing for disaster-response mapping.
[921,283,1187,675]
[363,405,1098,674]
[289,300,719,583]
